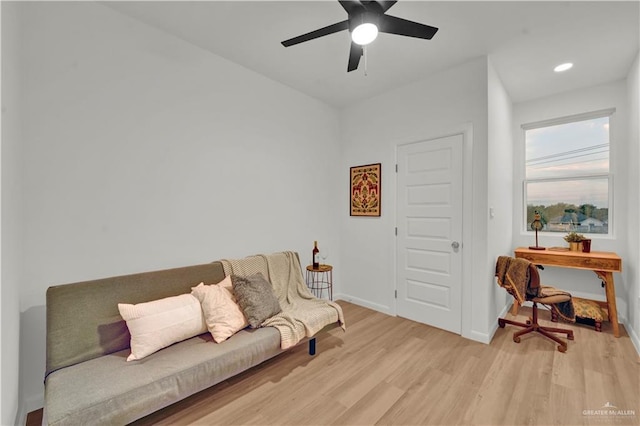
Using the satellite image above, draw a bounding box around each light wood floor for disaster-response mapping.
[29,301,640,425]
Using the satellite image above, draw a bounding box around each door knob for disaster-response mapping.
[451,241,460,251]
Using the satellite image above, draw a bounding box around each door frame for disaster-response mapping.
[393,123,474,339]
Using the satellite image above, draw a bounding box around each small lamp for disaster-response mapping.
[529,211,546,250]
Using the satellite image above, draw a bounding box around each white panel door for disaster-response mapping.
[396,134,463,334]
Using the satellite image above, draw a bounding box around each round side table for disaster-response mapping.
[305,264,333,300]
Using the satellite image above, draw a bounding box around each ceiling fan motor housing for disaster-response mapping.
[348,2,383,32]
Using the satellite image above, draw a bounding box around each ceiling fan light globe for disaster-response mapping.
[352,23,378,45]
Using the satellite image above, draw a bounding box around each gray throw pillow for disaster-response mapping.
[231,273,281,328]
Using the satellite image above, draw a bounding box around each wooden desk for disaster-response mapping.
[514,247,622,337]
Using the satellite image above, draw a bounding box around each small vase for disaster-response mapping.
[582,239,592,253]
[569,242,581,251]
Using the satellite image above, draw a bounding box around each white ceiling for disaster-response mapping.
[105,1,640,108]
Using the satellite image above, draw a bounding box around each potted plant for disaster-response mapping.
[564,231,585,251]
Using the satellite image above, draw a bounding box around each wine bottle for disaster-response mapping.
[312,241,319,269]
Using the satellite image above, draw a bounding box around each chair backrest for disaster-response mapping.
[528,263,540,290]
[496,256,541,303]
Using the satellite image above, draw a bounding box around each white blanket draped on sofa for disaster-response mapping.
[221,251,345,349]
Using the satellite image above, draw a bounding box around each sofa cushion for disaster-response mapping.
[231,273,282,328]
[44,327,282,426]
[191,277,248,343]
[46,262,226,377]
[118,294,207,361]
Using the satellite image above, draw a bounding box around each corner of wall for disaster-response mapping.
[1,1,24,424]
[625,50,640,354]
[486,57,515,330]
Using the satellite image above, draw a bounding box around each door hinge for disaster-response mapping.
[395,227,397,236]
[395,164,398,173]
[395,290,397,299]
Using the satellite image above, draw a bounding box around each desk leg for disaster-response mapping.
[595,271,620,338]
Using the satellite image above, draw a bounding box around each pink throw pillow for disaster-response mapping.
[191,277,248,343]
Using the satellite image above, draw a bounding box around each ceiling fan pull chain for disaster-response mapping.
[364,45,368,76]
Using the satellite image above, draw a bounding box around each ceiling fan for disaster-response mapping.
[281,0,439,72]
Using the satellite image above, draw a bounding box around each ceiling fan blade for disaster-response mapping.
[376,1,398,12]
[378,14,439,40]
[282,20,350,47]
[341,0,394,14]
[339,0,365,15]
[347,42,363,72]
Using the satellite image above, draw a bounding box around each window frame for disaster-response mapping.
[521,108,615,238]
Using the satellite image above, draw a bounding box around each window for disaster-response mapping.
[523,109,614,235]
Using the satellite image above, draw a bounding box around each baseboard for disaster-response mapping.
[624,319,640,357]
[339,294,496,344]
[479,303,514,344]
[596,306,640,357]
[469,301,517,345]
[498,303,512,318]
[466,329,493,344]
[333,293,393,316]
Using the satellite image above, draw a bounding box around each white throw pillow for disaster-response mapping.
[118,293,207,361]
[191,277,248,343]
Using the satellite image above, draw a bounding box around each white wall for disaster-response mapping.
[487,59,514,324]
[338,56,496,342]
[626,52,640,353]
[512,81,631,321]
[7,2,639,419]
[15,2,341,414]
[1,2,23,424]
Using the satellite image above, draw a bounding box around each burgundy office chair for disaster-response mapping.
[496,256,575,352]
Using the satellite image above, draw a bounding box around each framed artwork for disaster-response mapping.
[350,163,381,216]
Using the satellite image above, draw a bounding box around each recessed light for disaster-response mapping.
[554,63,573,72]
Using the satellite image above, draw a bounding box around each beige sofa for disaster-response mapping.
[44,253,341,425]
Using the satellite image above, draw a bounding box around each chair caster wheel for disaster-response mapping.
[526,318,532,325]
[513,336,521,343]
[498,319,505,328]
[558,345,567,353]
[568,333,575,341]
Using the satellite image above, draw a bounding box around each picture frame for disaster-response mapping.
[350,163,381,216]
